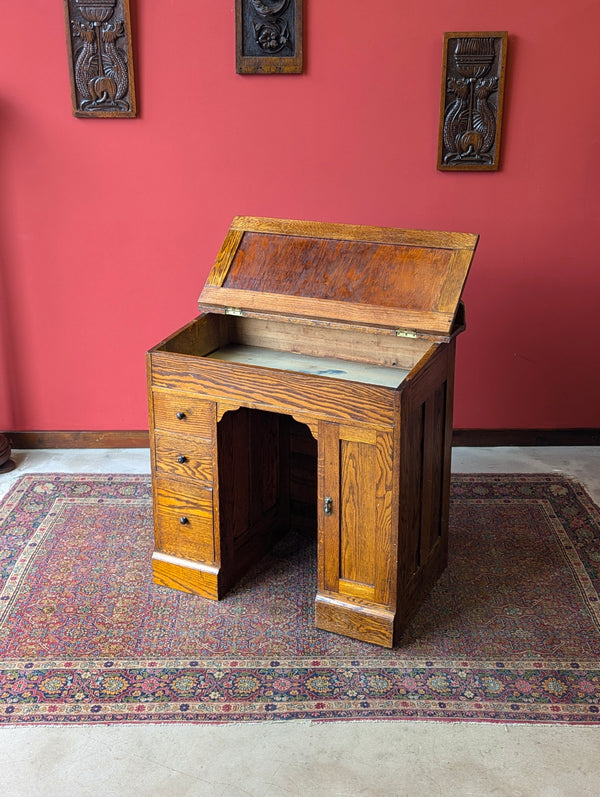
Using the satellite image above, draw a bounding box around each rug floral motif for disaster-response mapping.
[0,473,599,725]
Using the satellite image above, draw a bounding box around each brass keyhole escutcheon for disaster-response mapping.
[324,497,333,515]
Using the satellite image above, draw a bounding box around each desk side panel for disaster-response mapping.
[395,340,455,638]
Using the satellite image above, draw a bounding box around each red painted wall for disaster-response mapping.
[1,1,598,432]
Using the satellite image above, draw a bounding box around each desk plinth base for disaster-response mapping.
[152,552,221,600]
[315,593,395,648]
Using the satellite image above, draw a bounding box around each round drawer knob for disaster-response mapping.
[177,455,187,464]
[176,411,186,420]
[179,516,189,525]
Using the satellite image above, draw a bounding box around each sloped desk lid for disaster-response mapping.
[198,216,479,337]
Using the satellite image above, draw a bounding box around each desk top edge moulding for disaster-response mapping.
[63,0,137,118]
[236,0,303,74]
[147,217,479,647]
[438,32,508,171]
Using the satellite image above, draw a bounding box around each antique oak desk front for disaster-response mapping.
[147,217,478,647]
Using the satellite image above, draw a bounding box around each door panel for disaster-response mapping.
[318,422,394,607]
[340,438,377,590]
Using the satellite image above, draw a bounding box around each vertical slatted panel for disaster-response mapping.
[249,410,279,525]
[412,402,425,574]
[419,398,433,567]
[289,419,318,534]
[419,382,447,563]
[217,408,251,548]
[433,381,447,541]
[216,408,293,586]
[373,431,395,605]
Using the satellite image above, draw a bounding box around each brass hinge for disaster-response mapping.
[225,307,243,316]
[395,328,418,339]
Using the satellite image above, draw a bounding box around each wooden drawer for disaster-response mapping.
[154,433,214,483]
[154,477,215,564]
[152,390,214,438]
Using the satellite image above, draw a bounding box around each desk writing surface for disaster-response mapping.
[206,345,409,388]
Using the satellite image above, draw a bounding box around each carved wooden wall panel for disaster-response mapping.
[236,0,303,74]
[437,32,508,171]
[64,0,136,118]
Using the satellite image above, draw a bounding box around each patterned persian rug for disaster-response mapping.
[0,473,599,726]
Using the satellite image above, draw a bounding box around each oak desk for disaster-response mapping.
[147,217,478,647]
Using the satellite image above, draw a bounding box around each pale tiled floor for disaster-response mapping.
[1,447,599,797]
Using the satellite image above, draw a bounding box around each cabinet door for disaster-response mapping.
[318,422,395,608]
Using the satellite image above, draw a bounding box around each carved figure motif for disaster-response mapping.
[236,0,301,73]
[443,38,496,165]
[438,33,507,170]
[65,0,135,116]
[250,0,291,54]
